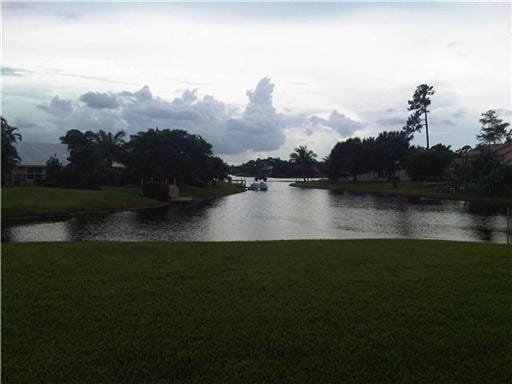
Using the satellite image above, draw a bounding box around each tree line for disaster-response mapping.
[2,121,229,189]
[327,84,511,196]
[2,83,511,195]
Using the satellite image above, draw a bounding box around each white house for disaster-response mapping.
[10,142,125,186]
[10,142,70,185]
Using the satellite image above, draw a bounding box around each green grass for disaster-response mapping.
[2,240,510,383]
[180,181,245,200]
[1,186,164,220]
[292,179,512,205]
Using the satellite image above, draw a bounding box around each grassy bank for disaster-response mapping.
[180,181,245,200]
[292,179,512,205]
[3,240,510,383]
[2,182,245,221]
[1,186,164,221]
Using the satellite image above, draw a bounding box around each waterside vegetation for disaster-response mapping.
[291,179,511,205]
[2,182,244,221]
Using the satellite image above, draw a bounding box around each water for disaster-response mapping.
[2,179,509,243]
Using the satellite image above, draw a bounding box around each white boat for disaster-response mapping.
[247,178,268,191]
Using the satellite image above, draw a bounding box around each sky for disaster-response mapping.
[1,2,511,164]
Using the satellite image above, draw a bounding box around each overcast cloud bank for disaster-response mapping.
[30,78,366,157]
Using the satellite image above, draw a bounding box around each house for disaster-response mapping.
[459,142,512,167]
[493,142,512,166]
[10,142,69,185]
[9,142,125,186]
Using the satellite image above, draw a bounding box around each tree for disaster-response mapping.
[1,117,22,185]
[60,129,106,188]
[406,144,453,181]
[374,131,411,177]
[95,130,126,165]
[289,145,317,181]
[45,155,63,186]
[403,84,435,148]
[455,145,472,184]
[477,110,511,148]
[124,128,216,186]
[328,138,366,182]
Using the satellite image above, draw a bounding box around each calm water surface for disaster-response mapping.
[3,179,509,243]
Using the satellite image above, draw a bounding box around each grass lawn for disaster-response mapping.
[180,181,245,200]
[2,240,510,383]
[1,186,164,220]
[292,179,512,205]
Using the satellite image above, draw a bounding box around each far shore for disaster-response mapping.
[291,179,512,206]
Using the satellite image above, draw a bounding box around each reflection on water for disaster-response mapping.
[2,179,509,243]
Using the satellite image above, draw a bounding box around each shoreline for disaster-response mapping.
[1,203,170,225]
[2,184,246,225]
[290,181,512,206]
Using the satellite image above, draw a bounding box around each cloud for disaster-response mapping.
[310,110,366,136]
[44,69,136,86]
[446,40,464,48]
[376,117,405,127]
[80,92,119,109]
[37,95,73,117]
[33,78,294,155]
[496,108,512,117]
[1,66,30,77]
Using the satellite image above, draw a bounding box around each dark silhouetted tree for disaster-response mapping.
[124,128,216,186]
[477,110,511,148]
[374,131,411,177]
[60,129,105,188]
[328,138,366,182]
[1,117,22,185]
[406,144,453,181]
[403,84,435,148]
[95,130,126,166]
[290,145,317,181]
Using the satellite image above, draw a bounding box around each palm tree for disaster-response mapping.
[95,130,126,165]
[1,117,22,185]
[290,145,317,181]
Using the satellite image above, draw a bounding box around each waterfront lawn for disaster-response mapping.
[1,186,163,220]
[180,181,245,200]
[292,179,512,204]
[3,240,510,383]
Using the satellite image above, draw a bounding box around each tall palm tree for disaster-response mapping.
[1,117,22,185]
[95,130,126,165]
[290,145,317,181]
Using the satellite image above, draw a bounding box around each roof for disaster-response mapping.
[15,142,70,166]
[14,142,125,168]
[493,142,512,165]
[463,142,512,166]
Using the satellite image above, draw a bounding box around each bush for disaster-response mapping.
[406,148,453,181]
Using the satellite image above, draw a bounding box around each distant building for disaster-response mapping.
[493,142,512,166]
[9,142,124,186]
[460,142,512,167]
[10,142,69,186]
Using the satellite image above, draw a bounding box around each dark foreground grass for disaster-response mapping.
[292,179,512,205]
[2,240,511,383]
[1,186,163,220]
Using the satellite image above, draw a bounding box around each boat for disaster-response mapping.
[247,177,268,191]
